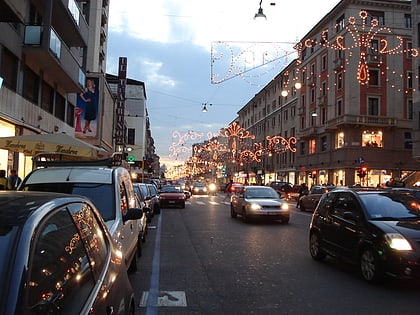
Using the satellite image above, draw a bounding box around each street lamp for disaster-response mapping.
[254,0,266,19]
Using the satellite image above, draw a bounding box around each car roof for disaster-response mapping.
[0,191,83,226]
[22,166,122,184]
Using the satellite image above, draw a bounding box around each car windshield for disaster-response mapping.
[360,193,420,220]
[22,183,115,221]
[246,187,279,199]
[161,186,182,193]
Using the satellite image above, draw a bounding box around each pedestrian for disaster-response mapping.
[223,179,234,201]
[296,183,308,208]
[7,169,22,190]
[80,79,97,134]
[0,170,11,190]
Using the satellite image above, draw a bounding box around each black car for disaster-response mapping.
[0,191,135,315]
[309,187,420,283]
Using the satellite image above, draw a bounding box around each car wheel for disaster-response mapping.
[300,203,306,212]
[242,208,249,223]
[230,204,237,218]
[360,248,383,283]
[309,232,326,261]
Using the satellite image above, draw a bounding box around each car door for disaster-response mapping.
[326,192,366,260]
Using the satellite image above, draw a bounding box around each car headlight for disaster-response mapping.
[250,203,262,211]
[385,233,413,251]
[281,203,289,210]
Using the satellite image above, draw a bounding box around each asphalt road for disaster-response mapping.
[129,194,420,315]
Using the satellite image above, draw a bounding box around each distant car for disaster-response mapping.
[133,183,152,237]
[230,186,290,223]
[309,187,420,283]
[0,191,135,315]
[192,182,208,195]
[298,185,335,212]
[390,187,420,199]
[159,185,186,208]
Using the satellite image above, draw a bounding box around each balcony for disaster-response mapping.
[31,0,88,47]
[318,95,327,105]
[298,127,319,139]
[23,25,85,92]
[325,114,397,131]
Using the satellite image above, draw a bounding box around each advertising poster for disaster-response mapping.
[75,77,99,139]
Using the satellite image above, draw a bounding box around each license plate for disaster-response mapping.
[169,201,175,204]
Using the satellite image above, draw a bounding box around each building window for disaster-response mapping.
[336,99,343,116]
[405,14,412,28]
[408,99,413,120]
[321,54,327,71]
[321,107,326,125]
[321,81,327,96]
[362,130,383,147]
[41,82,54,114]
[407,71,413,89]
[404,132,412,149]
[336,14,345,32]
[23,67,39,104]
[368,69,380,86]
[67,102,75,127]
[299,142,306,155]
[309,139,316,154]
[310,87,315,103]
[55,93,65,121]
[407,42,413,58]
[1,48,18,91]
[369,39,379,55]
[336,132,344,148]
[367,11,385,26]
[321,136,327,152]
[291,106,296,117]
[337,72,343,90]
[367,97,379,115]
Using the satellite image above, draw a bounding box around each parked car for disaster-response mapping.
[268,181,293,198]
[390,187,420,199]
[159,185,186,208]
[19,157,145,272]
[146,183,161,214]
[132,184,150,241]
[298,185,335,212]
[309,187,420,283]
[0,191,135,315]
[135,182,160,220]
[230,186,290,223]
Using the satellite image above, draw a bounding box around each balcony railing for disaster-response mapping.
[325,115,397,129]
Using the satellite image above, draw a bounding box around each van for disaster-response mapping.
[19,156,145,272]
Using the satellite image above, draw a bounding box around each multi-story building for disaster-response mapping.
[0,0,111,178]
[0,1,156,179]
[412,1,420,164]
[236,0,419,187]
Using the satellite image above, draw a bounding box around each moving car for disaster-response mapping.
[19,157,145,272]
[309,187,420,283]
[268,181,293,198]
[230,186,290,223]
[0,191,135,315]
[192,181,208,195]
[159,185,186,208]
[298,185,335,212]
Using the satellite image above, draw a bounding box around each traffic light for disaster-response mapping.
[357,166,368,178]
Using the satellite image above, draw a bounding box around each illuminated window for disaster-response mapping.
[309,139,316,154]
[362,130,383,147]
[336,132,344,148]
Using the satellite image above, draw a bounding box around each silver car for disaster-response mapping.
[230,186,290,223]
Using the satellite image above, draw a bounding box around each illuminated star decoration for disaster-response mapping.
[295,10,419,90]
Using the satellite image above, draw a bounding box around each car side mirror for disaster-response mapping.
[124,207,143,221]
[343,211,359,222]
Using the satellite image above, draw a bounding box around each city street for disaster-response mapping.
[129,194,420,315]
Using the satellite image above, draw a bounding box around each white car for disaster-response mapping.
[19,158,145,272]
[230,186,290,223]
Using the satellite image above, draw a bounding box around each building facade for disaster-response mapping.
[236,0,419,187]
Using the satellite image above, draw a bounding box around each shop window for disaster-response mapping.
[362,130,383,147]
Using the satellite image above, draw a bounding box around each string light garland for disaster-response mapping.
[294,10,419,88]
